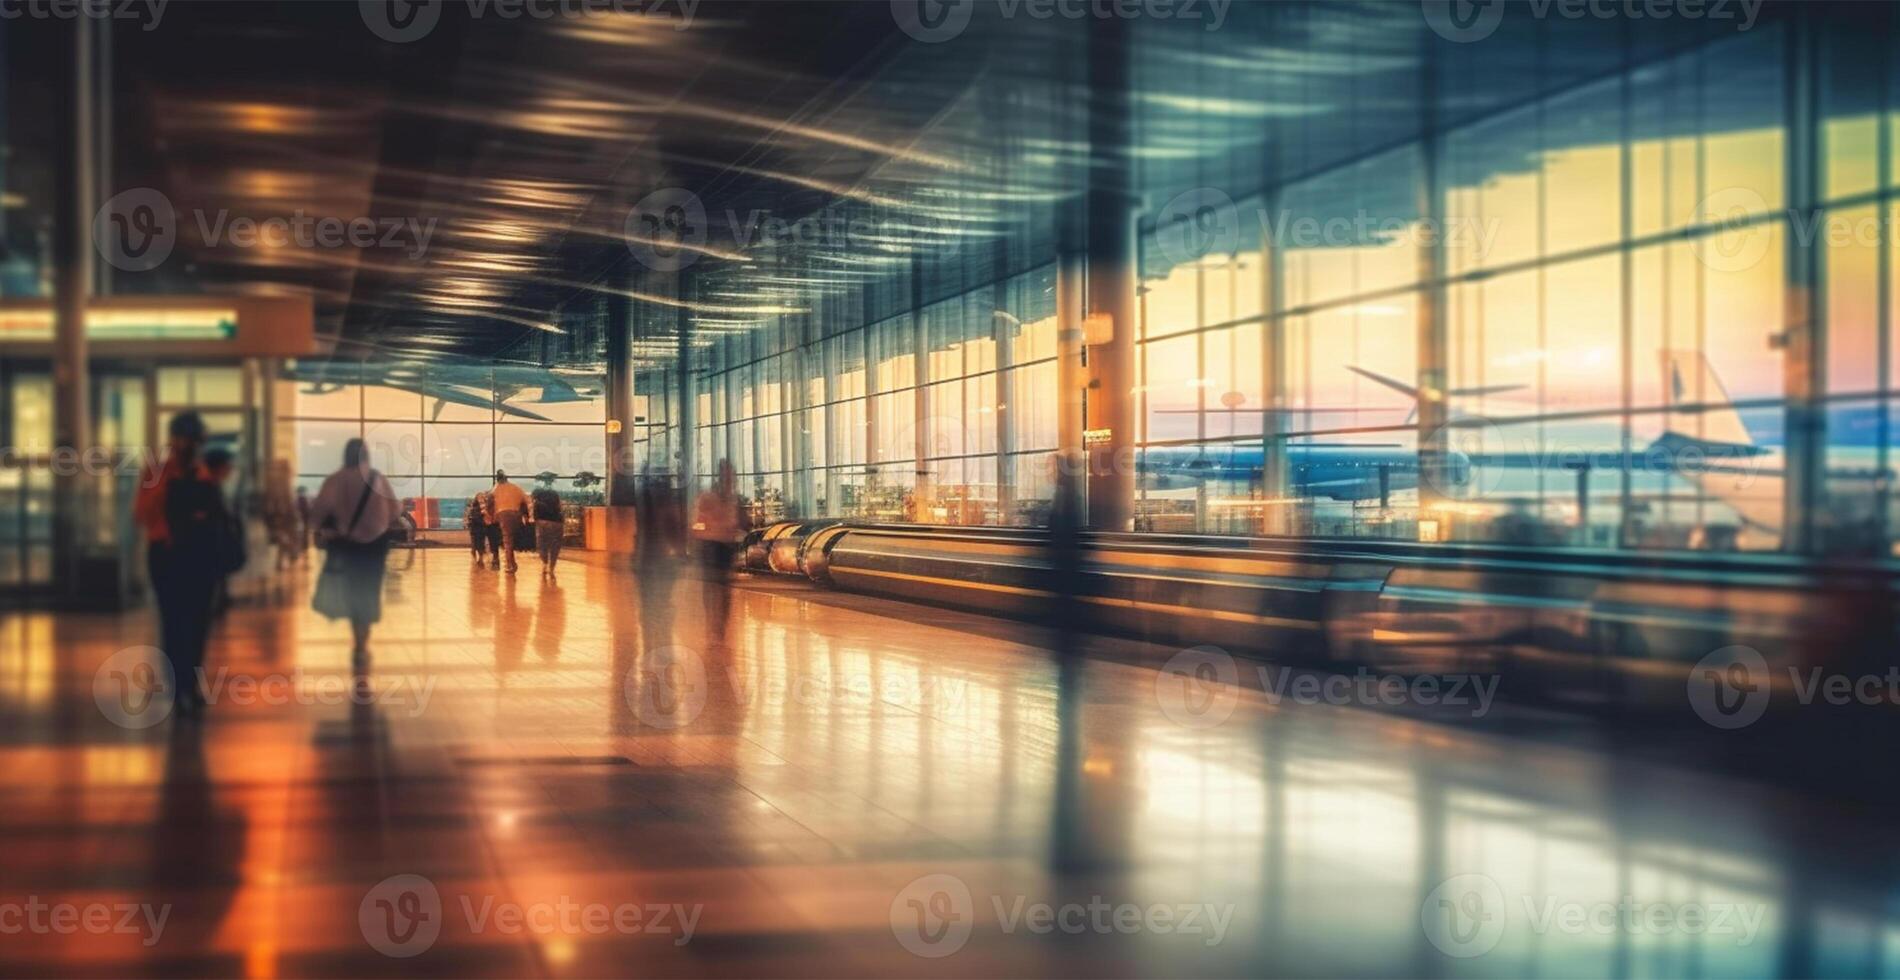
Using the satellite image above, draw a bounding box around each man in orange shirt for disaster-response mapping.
[488,470,529,574]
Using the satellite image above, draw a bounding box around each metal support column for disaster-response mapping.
[53,15,95,602]
[1415,47,1451,537]
[675,270,695,508]
[605,265,635,505]
[1782,7,1825,554]
[911,254,932,520]
[1056,213,1087,522]
[1084,14,1137,532]
[1260,187,1291,536]
[993,242,1014,524]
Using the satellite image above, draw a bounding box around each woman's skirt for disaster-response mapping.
[312,542,390,626]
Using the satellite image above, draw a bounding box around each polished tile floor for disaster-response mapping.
[0,548,1894,977]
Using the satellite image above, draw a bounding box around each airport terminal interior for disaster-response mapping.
[6,0,1900,976]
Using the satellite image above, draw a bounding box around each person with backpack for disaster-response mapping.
[530,478,565,579]
[133,412,234,716]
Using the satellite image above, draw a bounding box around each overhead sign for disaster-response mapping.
[1084,427,1113,447]
[606,419,624,434]
[0,295,315,357]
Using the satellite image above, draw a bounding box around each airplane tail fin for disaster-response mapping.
[538,379,584,404]
[1661,349,1754,447]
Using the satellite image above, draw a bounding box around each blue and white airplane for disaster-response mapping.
[1137,356,1792,513]
[1138,367,1518,501]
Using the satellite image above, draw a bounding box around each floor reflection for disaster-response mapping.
[0,550,1892,976]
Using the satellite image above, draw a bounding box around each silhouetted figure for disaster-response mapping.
[463,493,486,562]
[294,485,312,566]
[203,447,243,618]
[134,412,229,716]
[1044,457,1086,655]
[490,469,528,574]
[634,472,686,654]
[309,438,398,671]
[693,460,746,649]
[531,479,565,579]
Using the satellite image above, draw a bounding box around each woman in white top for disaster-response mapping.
[307,438,399,667]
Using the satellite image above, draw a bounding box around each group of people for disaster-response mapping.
[464,471,566,578]
[137,407,752,715]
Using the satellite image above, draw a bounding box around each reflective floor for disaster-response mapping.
[0,549,1895,977]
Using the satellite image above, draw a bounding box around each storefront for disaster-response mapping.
[0,296,314,605]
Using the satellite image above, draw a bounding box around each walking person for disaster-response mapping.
[466,492,490,565]
[203,447,245,618]
[634,471,686,655]
[308,438,398,672]
[134,412,231,716]
[489,470,528,574]
[294,486,313,566]
[530,478,564,579]
[692,460,747,650]
[484,494,504,568]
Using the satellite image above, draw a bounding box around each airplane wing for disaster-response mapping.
[390,381,553,421]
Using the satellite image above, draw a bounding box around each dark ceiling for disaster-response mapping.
[1,0,1804,369]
